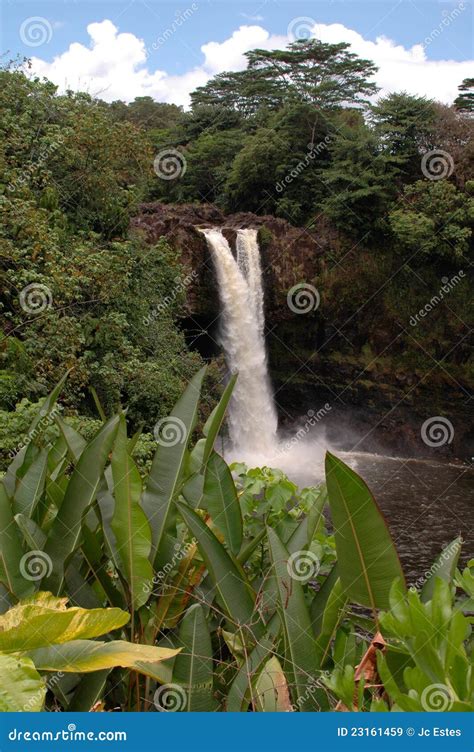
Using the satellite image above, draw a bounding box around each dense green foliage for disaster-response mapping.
[0,65,215,436]
[1,41,473,439]
[0,375,471,712]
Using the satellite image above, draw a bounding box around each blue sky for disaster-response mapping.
[1,0,472,105]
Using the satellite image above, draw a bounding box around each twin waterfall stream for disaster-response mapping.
[201,228,278,460]
[201,228,327,477]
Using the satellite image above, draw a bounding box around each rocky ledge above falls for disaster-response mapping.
[131,201,332,319]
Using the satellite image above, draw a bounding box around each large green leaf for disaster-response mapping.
[266,527,321,711]
[172,603,216,711]
[0,481,34,599]
[201,374,237,466]
[12,447,49,519]
[176,502,262,637]
[43,414,120,593]
[201,452,242,555]
[226,614,280,712]
[325,451,405,611]
[254,656,292,712]
[29,640,179,678]
[421,537,462,603]
[142,367,206,568]
[0,653,45,712]
[111,416,153,609]
[55,416,86,463]
[27,370,70,438]
[0,592,129,651]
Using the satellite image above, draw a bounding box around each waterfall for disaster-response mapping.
[201,228,278,457]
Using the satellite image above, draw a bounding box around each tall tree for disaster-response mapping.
[370,93,437,181]
[191,39,378,115]
[454,78,474,113]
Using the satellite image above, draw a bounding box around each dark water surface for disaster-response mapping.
[336,453,473,584]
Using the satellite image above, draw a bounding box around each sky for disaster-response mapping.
[1,0,473,107]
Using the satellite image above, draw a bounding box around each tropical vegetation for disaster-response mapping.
[0,374,472,712]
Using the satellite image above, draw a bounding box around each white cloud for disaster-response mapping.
[29,19,472,107]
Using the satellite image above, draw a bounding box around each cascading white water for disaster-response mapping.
[202,226,329,478]
[201,228,278,456]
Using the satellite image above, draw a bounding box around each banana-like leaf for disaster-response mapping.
[43,414,120,594]
[254,656,292,712]
[0,482,34,599]
[27,370,70,438]
[172,603,216,711]
[266,527,321,711]
[29,640,179,679]
[111,416,153,609]
[310,563,339,636]
[315,578,349,668]
[176,502,262,637]
[201,452,242,555]
[325,452,405,611]
[201,374,237,466]
[226,614,280,712]
[14,513,47,550]
[55,416,86,463]
[0,653,45,712]
[142,367,206,568]
[0,592,129,651]
[421,537,462,603]
[12,447,49,519]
